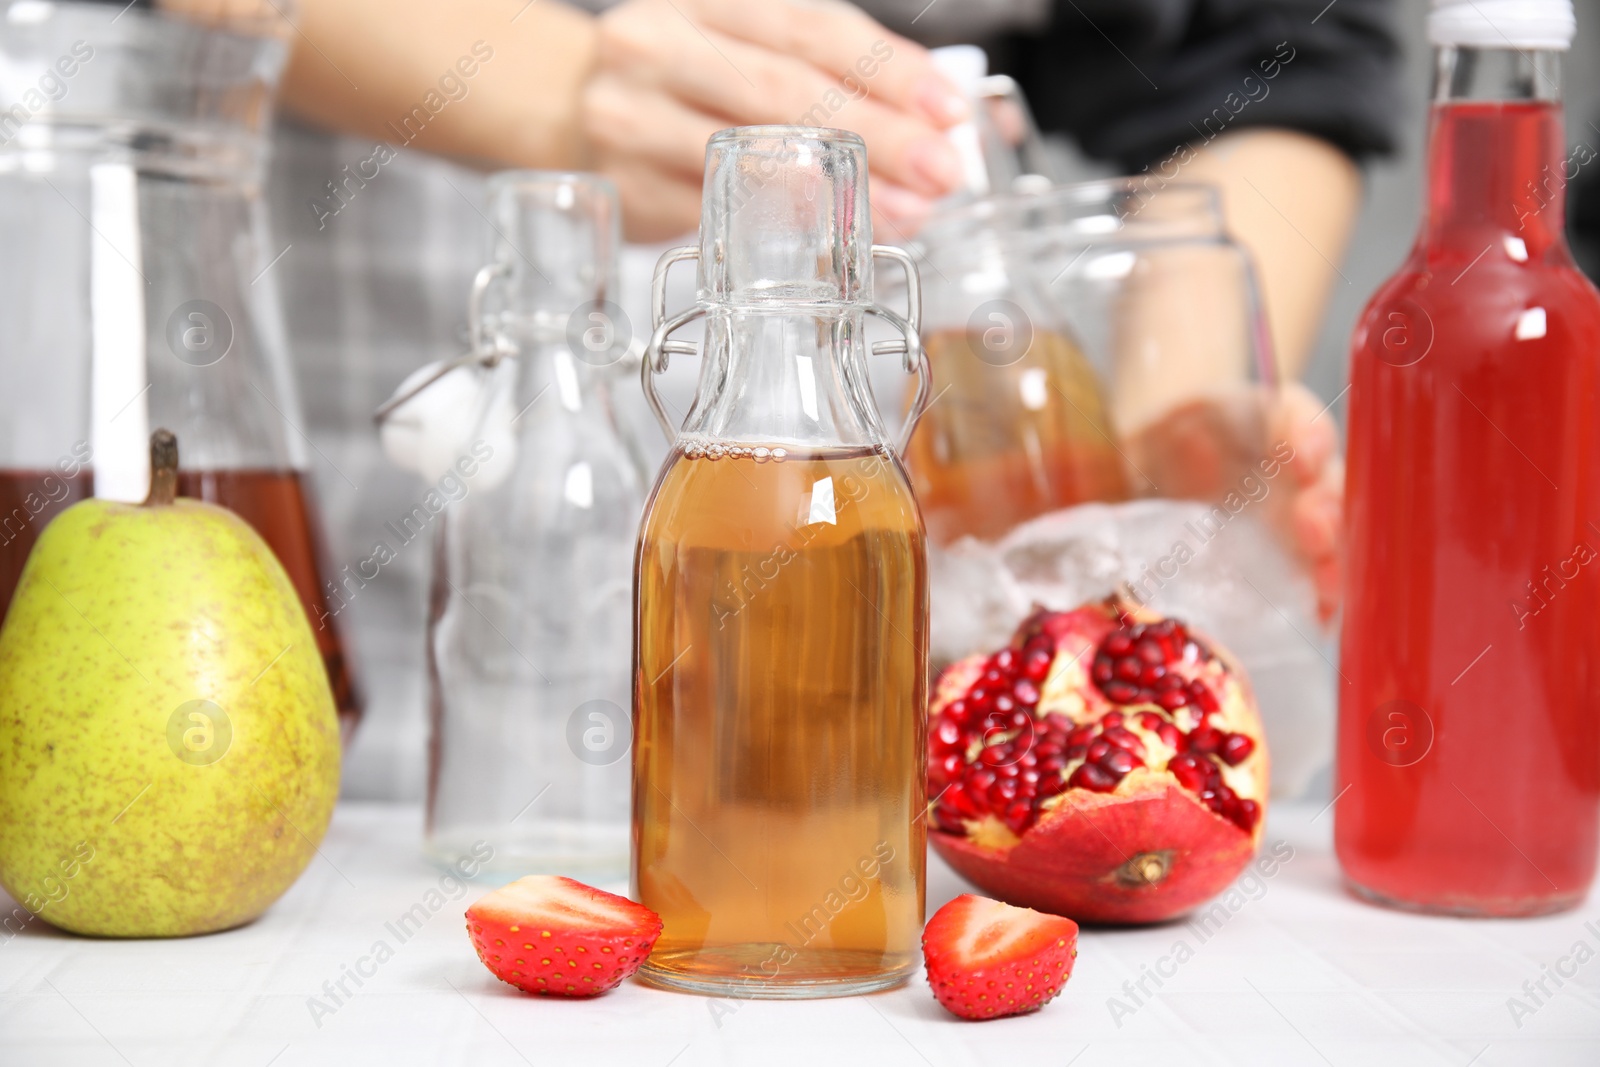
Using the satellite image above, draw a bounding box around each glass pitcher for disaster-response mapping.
[905,195,1131,545]
[0,0,361,739]
[634,126,929,997]
[420,172,646,878]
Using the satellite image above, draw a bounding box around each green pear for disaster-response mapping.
[0,430,340,937]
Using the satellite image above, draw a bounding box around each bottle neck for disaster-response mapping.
[1424,46,1570,253]
[682,306,889,450]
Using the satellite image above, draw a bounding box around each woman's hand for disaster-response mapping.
[580,0,969,241]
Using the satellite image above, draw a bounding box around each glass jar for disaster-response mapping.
[905,193,1131,546]
[419,172,646,878]
[0,0,361,739]
[634,126,928,997]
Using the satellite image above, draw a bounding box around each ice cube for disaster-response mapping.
[931,499,1336,798]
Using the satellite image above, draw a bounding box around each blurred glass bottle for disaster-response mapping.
[416,172,645,878]
[0,0,361,739]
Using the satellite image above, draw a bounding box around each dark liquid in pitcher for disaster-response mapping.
[0,467,361,742]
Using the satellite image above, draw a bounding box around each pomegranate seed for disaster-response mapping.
[992,693,1017,717]
[1066,726,1095,747]
[1068,762,1118,792]
[933,719,964,751]
[1135,637,1165,664]
[1037,772,1070,796]
[931,805,966,832]
[1033,741,1062,759]
[1103,681,1139,703]
[1012,679,1041,706]
[1040,713,1070,734]
[1139,664,1166,687]
[1233,798,1261,831]
[991,649,1019,674]
[994,761,1019,779]
[943,781,980,815]
[1064,744,1088,761]
[1157,723,1185,751]
[1003,801,1034,834]
[1038,756,1066,774]
[980,746,1010,768]
[1113,657,1142,681]
[1087,739,1112,762]
[1219,733,1255,766]
[1188,725,1222,755]
[1155,689,1188,712]
[936,753,965,781]
[1199,788,1223,812]
[968,687,994,713]
[1102,711,1124,728]
[1166,753,1208,792]
[1022,634,1053,659]
[1136,711,1164,731]
[1157,673,1185,691]
[1019,768,1041,786]
[1104,633,1133,656]
[945,699,973,726]
[983,669,1007,688]
[1098,747,1140,776]
[1102,726,1145,757]
[988,779,1018,806]
[1024,650,1054,681]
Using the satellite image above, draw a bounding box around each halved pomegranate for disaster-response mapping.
[928,596,1268,924]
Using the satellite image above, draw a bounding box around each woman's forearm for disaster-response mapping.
[1181,127,1363,381]
[275,0,598,170]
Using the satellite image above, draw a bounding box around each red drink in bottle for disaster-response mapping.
[1337,2,1600,915]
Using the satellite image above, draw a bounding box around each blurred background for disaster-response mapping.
[259,0,1600,800]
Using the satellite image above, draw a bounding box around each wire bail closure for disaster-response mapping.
[374,260,644,425]
[641,244,930,452]
[373,262,514,424]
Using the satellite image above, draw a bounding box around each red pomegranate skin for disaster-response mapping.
[929,598,1269,925]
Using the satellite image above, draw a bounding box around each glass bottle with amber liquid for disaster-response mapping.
[634,127,929,997]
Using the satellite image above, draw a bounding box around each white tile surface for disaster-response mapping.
[1,801,1597,1066]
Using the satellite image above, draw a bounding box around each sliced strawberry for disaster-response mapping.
[465,876,662,997]
[921,894,1079,1020]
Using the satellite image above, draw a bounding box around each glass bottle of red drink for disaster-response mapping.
[1337,0,1600,915]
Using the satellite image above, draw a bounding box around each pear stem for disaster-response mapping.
[146,429,179,506]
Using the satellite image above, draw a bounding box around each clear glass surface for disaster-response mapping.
[425,172,646,879]
[634,128,928,998]
[0,1,361,737]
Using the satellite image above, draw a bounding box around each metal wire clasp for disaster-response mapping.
[640,244,930,453]
[373,262,513,424]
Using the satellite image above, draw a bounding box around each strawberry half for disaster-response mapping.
[922,894,1079,1020]
[465,875,663,997]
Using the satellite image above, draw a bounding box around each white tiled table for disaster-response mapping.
[2,801,1596,1066]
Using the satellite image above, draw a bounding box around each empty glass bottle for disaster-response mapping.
[420,172,646,878]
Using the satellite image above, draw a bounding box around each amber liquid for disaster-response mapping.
[0,468,93,616]
[0,467,361,742]
[905,328,1131,544]
[633,443,927,996]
